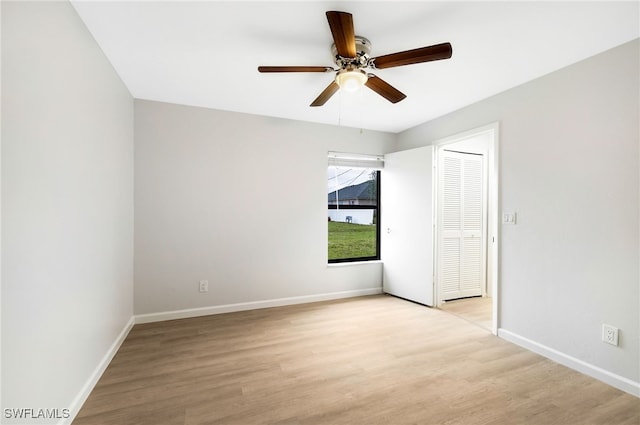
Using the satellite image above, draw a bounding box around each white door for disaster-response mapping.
[381,146,434,306]
[439,150,485,301]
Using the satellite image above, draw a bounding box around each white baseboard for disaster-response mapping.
[498,328,640,397]
[62,316,135,425]
[135,287,383,324]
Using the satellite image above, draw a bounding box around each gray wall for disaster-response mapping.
[2,1,134,419]
[134,100,395,315]
[397,39,640,384]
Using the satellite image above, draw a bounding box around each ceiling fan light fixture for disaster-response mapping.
[335,69,368,93]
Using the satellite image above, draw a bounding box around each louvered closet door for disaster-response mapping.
[440,150,485,301]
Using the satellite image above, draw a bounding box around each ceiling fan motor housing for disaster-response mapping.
[331,36,372,69]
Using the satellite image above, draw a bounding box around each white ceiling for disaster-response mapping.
[71,1,639,133]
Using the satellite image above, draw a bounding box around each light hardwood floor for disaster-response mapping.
[74,295,639,425]
[440,296,493,331]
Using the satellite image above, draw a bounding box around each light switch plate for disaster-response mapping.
[502,212,517,224]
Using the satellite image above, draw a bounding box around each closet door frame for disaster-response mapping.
[433,123,499,335]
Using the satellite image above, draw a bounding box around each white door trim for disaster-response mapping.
[432,122,500,335]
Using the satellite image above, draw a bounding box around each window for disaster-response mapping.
[327,161,381,263]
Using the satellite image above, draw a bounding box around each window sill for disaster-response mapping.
[327,260,382,268]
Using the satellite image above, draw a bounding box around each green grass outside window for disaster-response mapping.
[328,221,377,260]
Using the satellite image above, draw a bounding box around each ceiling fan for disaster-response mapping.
[258,11,452,107]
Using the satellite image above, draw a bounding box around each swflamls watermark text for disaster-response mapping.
[4,408,70,420]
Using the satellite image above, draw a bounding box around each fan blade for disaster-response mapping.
[258,66,333,73]
[326,11,356,58]
[372,42,452,69]
[310,81,339,107]
[365,75,406,104]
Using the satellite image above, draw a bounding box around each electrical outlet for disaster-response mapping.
[199,280,209,293]
[602,324,619,346]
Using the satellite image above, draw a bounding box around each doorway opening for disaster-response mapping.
[433,123,499,334]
